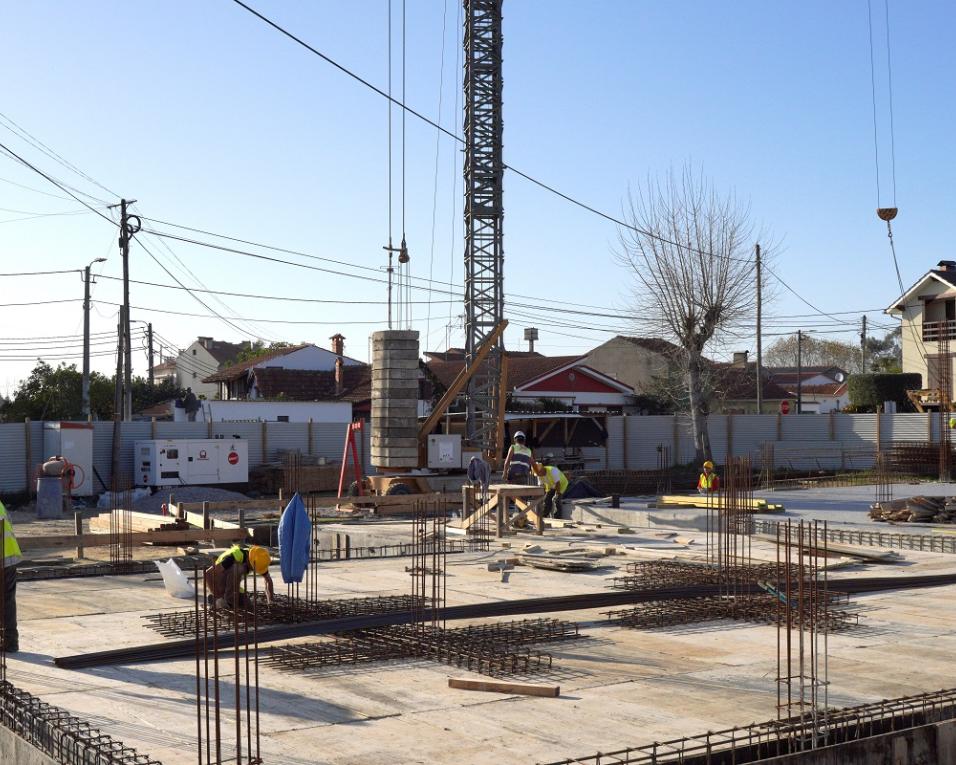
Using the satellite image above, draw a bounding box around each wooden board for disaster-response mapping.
[447,677,559,697]
[657,495,784,512]
[18,527,249,552]
[89,511,180,534]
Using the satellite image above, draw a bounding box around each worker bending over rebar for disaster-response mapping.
[204,544,275,609]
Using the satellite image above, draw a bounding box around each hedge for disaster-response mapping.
[847,373,922,411]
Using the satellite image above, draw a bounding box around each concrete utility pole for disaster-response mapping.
[147,322,154,389]
[755,244,763,413]
[82,258,106,419]
[861,315,868,373]
[796,329,803,415]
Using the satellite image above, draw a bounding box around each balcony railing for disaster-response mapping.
[922,320,956,342]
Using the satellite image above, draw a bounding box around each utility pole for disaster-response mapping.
[147,322,154,390]
[109,198,139,483]
[861,315,868,373]
[81,259,105,419]
[755,243,763,413]
[796,329,803,415]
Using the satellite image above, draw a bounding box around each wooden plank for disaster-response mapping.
[513,496,544,535]
[89,510,181,533]
[448,678,559,697]
[461,494,499,531]
[18,527,249,552]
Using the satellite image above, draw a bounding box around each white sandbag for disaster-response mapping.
[154,558,195,599]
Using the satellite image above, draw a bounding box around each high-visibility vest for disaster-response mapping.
[509,443,534,472]
[216,545,246,567]
[698,472,719,492]
[0,500,23,567]
[538,466,569,494]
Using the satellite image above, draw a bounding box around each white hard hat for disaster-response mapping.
[514,431,526,440]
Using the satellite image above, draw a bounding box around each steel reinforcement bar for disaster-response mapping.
[0,681,162,764]
[753,518,956,555]
[54,573,956,670]
[538,687,956,765]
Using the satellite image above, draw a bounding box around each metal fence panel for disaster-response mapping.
[155,422,208,440]
[264,422,309,463]
[885,413,934,442]
[605,417,624,470]
[623,415,676,470]
[731,415,779,459]
[781,414,829,441]
[835,413,878,444]
[0,424,26,493]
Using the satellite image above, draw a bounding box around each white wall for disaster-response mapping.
[200,400,352,423]
[177,342,221,399]
[257,345,363,372]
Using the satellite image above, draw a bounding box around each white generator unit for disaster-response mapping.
[134,439,248,487]
[43,422,95,496]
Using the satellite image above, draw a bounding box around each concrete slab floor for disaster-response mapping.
[6,527,956,765]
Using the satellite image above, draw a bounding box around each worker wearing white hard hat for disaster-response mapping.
[501,430,535,485]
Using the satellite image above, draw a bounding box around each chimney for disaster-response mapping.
[523,327,539,353]
[334,356,344,396]
[732,350,749,368]
[330,333,345,357]
[938,260,956,272]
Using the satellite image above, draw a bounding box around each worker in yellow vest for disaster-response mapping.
[204,544,275,609]
[502,431,535,485]
[697,460,720,495]
[1,500,22,653]
[533,462,569,518]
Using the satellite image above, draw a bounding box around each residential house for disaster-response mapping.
[579,336,683,395]
[766,366,850,414]
[425,352,635,415]
[885,260,950,396]
[165,337,252,399]
[203,339,364,401]
[709,358,795,414]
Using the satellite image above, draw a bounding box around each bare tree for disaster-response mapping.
[617,167,766,462]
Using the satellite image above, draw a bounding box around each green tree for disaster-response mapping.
[0,361,184,422]
[234,341,294,364]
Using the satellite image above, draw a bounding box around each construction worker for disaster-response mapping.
[0,500,21,653]
[533,462,569,518]
[698,460,720,495]
[204,544,275,609]
[502,431,535,485]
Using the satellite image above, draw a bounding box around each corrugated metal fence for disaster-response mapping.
[0,413,941,493]
[0,420,370,494]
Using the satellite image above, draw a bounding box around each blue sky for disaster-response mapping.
[1,1,953,396]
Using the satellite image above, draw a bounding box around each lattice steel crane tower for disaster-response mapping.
[462,0,505,458]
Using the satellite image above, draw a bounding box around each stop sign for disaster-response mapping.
[227,451,239,465]
[780,400,791,415]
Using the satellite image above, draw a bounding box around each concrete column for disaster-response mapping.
[371,330,420,470]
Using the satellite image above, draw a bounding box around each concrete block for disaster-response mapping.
[371,390,419,402]
[371,330,419,343]
[370,397,418,409]
[371,437,419,449]
[369,416,417,429]
[371,429,418,441]
[371,447,420,459]
[371,457,420,468]
[372,368,420,381]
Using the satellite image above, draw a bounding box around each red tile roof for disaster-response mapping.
[711,364,794,401]
[251,366,370,401]
[796,383,848,396]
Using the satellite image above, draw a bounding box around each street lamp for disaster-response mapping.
[82,258,107,419]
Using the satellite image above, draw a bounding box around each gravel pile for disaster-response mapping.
[133,486,250,515]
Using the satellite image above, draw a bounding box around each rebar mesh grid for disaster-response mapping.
[0,680,162,764]
[264,618,580,678]
[143,594,420,638]
[537,687,956,765]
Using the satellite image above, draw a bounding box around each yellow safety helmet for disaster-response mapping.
[702,460,714,469]
[949,417,956,430]
[248,546,271,575]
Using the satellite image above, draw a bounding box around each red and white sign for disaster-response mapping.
[198,449,208,460]
[227,451,240,465]
[780,400,791,415]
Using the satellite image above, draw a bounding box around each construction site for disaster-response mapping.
[3,2,956,765]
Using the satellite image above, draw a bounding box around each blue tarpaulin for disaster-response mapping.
[277,492,312,584]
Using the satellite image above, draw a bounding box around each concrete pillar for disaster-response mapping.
[370,330,420,470]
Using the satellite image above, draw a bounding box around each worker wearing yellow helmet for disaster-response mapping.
[698,460,720,495]
[204,544,275,609]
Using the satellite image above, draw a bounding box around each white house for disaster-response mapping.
[156,337,251,398]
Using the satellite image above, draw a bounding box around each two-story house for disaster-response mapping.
[885,260,951,398]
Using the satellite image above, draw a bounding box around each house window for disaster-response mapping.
[947,300,955,321]
[192,372,197,379]
[277,415,290,423]
[192,349,197,355]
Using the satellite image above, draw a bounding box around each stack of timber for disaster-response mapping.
[870,496,956,524]
[89,511,189,534]
[654,495,784,513]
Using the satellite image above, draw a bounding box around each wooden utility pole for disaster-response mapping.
[796,329,803,415]
[861,315,868,373]
[147,322,154,389]
[755,243,763,413]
